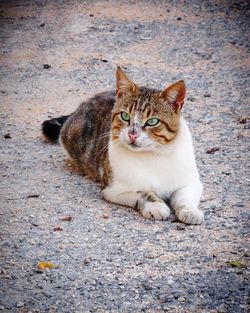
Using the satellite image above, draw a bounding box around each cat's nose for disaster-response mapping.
[128,131,139,143]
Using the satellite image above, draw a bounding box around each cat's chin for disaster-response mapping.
[113,138,160,152]
[123,142,155,152]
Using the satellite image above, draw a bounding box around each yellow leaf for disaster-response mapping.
[226,261,246,268]
[37,261,54,270]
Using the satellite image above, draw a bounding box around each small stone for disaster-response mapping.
[167,278,174,285]
[222,171,230,175]
[239,304,248,309]
[53,226,63,231]
[4,133,11,139]
[31,220,39,227]
[217,303,225,312]
[27,240,36,245]
[238,117,248,124]
[103,213,109,219]
[83,256,92,265]
[177,17,182,20]
[0,268,7,274]
[204,92,211,97]
[144,252,163,259]
[176,224,185,230]
[178,297,185,302]
[43,64,51,69]
[16,301,24,308]
[140,36,152,40]
[11,274,18,280]
[40,22,45,27]
[187,95,196,102]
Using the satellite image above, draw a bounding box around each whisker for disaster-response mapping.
[97,135,119,158]
[89,132,111,144]
[97,143,109,158]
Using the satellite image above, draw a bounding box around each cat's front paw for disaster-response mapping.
[141,202,170,221]
[176,208,204,225]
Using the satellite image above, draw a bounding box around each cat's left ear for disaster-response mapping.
[159,80,186,112]
[116,66,138,97]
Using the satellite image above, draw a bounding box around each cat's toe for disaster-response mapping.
[141,202,170,221]
[177,208,204,225]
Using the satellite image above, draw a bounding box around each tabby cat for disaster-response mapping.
[42,67,204,224]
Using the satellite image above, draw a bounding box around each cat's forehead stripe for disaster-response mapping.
[135,91,152,113]
[129,99,137,114]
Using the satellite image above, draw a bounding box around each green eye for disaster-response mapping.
[145,118,160,127]
[121,112,130,122]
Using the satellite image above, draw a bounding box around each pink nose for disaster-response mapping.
[128,132,139,143]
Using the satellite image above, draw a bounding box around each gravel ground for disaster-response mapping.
[0,1,249,312]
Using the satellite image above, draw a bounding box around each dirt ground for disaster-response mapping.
[0,0,249,312]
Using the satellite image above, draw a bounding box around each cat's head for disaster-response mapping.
[111,66,186,152]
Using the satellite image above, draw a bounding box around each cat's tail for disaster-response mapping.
[42,115,70,142]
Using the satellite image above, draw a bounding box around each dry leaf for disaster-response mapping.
[37,261,53,270]
[226,261,246,268]
[61,216,72,222]
[206,147,220,154]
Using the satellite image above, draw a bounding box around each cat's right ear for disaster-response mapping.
[159,80,186,113]
[116,66,137,97]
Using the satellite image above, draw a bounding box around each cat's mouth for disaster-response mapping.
[122,140,155,152]
[129,142,139,148]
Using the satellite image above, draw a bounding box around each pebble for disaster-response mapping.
[176,224,186,230]
[43,64,51,69]
[167,278,174,285]
[178,297,186,302]
[187,95,196,102]
[4,133,11,139]
[16,301,25,308]
[204,92,211,97]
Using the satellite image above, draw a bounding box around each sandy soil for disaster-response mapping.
[0,1,249,312]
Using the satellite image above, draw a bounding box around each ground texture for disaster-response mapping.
[0,0,249,312]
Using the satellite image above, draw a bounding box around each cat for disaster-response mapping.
[42,66,204,224]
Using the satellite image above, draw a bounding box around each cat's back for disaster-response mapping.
[60,90,116,179]
[61,90,115,136]
[74,90,115,118]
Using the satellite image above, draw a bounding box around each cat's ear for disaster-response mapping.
[116,66,137,97]
[159,80,186,112]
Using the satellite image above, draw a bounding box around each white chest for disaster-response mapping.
[109,145,197,198]
[108,118,200,198]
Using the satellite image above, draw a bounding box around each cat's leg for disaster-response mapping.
[170,183,204,225]
[138,192,171,220]
[102,188,170,221]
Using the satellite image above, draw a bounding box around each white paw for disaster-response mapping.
[176,208,204,225]
[141,202,170,221]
